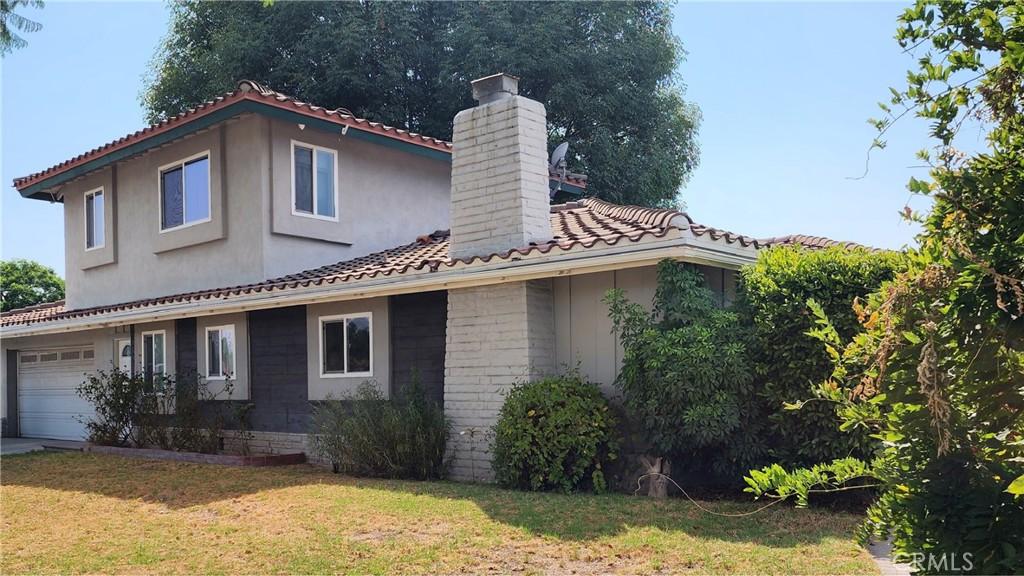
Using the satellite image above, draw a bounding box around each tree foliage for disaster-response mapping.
[738,246,905,467]
[0,258,64,312]
[747,2,1024,573]
[606,260,759,478]
[144,1,700,208]
[492,371,618,494]
[0,0,43,56]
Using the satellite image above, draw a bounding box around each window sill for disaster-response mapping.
[319,371,373,379]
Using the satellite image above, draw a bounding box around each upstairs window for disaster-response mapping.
[85,188,104,249]
[320,313,372,377]
[292,141,337,220]
[160,152,210,231]
[205,325,236,380]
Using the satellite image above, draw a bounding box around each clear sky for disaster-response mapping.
[2,1,945,277]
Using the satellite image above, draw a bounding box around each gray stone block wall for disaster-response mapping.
[449,94,552,261]
[443,279,556,482]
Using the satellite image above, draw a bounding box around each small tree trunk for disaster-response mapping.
[640,455,672,498]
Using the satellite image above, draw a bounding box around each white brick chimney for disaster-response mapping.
[449,73,552,261]
[443,74,557,482]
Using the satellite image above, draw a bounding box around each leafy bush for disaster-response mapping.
[737,245,903,467]
[492,371,618,494]
[76,367,148,446]
[79,368,235,453]
[310,381,450,480]
[606,260,759,479]
[138,372,235,454]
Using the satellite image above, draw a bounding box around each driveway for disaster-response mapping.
[1,438,46,455]
[0,438,85,455]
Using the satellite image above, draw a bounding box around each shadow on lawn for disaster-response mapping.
[2,451,859,548]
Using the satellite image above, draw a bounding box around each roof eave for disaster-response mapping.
[0,229,754,338]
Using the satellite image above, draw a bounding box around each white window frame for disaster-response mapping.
[141,330,167,379]
[290,140,339,222]
[84,187,105,251]
[319,312,373,378]
[157,150,212,233]
[204,324,236,381]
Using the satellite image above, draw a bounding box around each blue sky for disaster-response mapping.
[2,1,941,277]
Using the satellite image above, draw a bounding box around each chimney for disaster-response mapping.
[449,73,552,261]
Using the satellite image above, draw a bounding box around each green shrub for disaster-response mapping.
[80,368,236,453]
[606,260,760,479]
[309,381,450,480]
[737,245,904,467]
[76,367,148,446]
[492,372,618,494]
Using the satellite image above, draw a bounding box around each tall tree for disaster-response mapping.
[0,259,64,311]
[144,1,700,208]
[0,0,43,56]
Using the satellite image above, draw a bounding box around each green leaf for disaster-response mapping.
[1007,474,1024,496]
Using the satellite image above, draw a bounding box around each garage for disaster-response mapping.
[17,347,96,440]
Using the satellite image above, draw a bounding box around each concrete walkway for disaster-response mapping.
[1,438,86,455]
[868,540,912,576]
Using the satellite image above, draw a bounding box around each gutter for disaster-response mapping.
[1,233,756,339]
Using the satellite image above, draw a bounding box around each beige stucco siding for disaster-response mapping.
[63,117,268,309]
[553,265,737,394]
[263,117,452,278]
[61,114,451,311]
[305,296,390,401]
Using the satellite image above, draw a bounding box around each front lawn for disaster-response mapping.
[1,452,876,574]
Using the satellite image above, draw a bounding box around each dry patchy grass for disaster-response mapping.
[0,452,877,574]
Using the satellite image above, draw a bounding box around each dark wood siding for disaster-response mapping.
[390,291,446,406]
[175,317,198,376]
[4,349,18,437]
[247,305,309,432]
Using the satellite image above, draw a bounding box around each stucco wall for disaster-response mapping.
[63,117,267,309]
[305,296,390,401]
[194,312,250,400]
[553,265,738,394]
[262,117,452,278]
[60,113,451,311]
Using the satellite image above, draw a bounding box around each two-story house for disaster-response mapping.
[1,74,850,480]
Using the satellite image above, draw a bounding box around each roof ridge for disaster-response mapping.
[579,197,691,229]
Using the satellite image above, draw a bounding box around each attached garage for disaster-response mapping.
[17,347,96,440]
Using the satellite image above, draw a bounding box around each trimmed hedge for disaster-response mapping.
[492,372,618,493]
[738,245,904,467]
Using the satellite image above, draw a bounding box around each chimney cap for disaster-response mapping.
[471,73,519,105]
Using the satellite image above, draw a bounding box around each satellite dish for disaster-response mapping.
[549,142,569,173]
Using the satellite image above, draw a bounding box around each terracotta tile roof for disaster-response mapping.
[689,224,866,250]
[0,199,681,328]
[1,300,67,327]
[0,198,865,330]
[757,234,866,250]
[12,80,587,194]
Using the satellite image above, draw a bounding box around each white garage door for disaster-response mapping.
[18,347,96,440]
